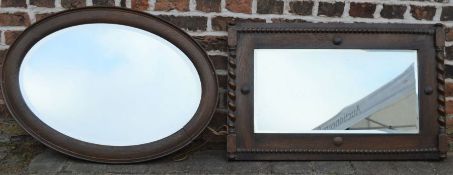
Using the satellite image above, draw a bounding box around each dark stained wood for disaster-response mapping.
[2,7,218,163]
[227,23,447,160]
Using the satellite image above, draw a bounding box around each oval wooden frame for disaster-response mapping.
[2,7,218,163]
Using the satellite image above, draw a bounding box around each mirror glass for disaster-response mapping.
[254,49,418,134]
[19,24,202,146]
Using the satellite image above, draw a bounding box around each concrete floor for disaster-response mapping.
[25,149,453,175]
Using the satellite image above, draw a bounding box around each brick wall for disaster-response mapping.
[1,0,453,151]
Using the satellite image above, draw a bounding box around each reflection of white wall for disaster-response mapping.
[253,49,418,133]
[350,93,418,133]
[315,65,418,133]
[19,24,202,146]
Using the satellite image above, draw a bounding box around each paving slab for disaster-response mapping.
[27,149,453,175]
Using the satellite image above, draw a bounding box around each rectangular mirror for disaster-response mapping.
[254,49,419,134]
[227,23,447,160]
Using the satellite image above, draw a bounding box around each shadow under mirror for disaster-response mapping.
[19,23,202,146]
[254,49,418,134]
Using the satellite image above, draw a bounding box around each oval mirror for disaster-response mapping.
[2,8,218,163]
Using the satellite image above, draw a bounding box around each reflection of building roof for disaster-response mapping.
[314,64,416,130]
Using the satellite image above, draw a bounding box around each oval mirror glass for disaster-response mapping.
[19,23,202,146]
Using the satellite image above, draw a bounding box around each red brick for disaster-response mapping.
[217,74,227,88]
[289,1,314,16]
[209,55,228,70]
[93,0,115,6]
[30,0,55,7]
[257,0,284,14]
[349,2,376,18]
[4,31,22,46]
[410,5,436,20]
[441,6,453,21]
[447,28,453,41]
[446,83,453,97]
[447,46,453,60]
[158,15,207,31]
[196,0,221,13]
[1,0,26,7]
[35,13,55,22]
[318,2,344,17]
[226,0,252,14]
[209,55,227,70]
[0,13,30,26]
[211,16,266,31]
[193,36,227,52]
[271,18,306,23]
[155,0,189,11]
[132,0,149,10]
[0,49,7,65]
[380,4,406,19]
[447,101,453,114]
[61,0,85,9]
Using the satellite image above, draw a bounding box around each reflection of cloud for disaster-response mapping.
[20,24,201,146]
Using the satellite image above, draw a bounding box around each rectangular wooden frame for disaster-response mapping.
[226,23,447,160]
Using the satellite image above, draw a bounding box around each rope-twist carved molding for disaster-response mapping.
[236,27,435,35]
[236,148,438,153]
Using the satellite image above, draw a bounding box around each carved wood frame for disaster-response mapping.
[227,23,447,160]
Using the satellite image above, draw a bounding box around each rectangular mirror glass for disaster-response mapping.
[254,49,418,134]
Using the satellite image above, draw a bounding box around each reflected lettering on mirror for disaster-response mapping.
[254,49,418,134]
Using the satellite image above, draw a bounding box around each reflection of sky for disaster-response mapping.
[254,49,417,133]
[19,24,202,146]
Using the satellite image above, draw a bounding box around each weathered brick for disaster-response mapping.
[410,5,436,20]
[318,2,344,17]
[447,28,453,41]
[289,1,314,16]
[447,100,453,114]
[257,0,284,14]
[158,15,207,31]
[349,2,376,18]
[447,117,453,141]
[132,0,149,10]
[212,16,266,31]
[155,0,189,11]
[217,74,227,88]
[61,0,85,9]
[218,89,227,110]
[226,0,252,14]
[271,18,306,23]
[30,0,55,7]
[446,64,453,79]
[0,49,7,65]
[209,55,227,70]
[0,120,27,136]
[1,0,26,7]
[0,13,30,26]
[447,46,453,60]
[4,31,22,46]
[35,13,55,22]
[380,4,406,19]
[193,36,227,52]
[196,0,220,12]
[446,82,453,96]
[441,6,453,21]
[93,0,115,6]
